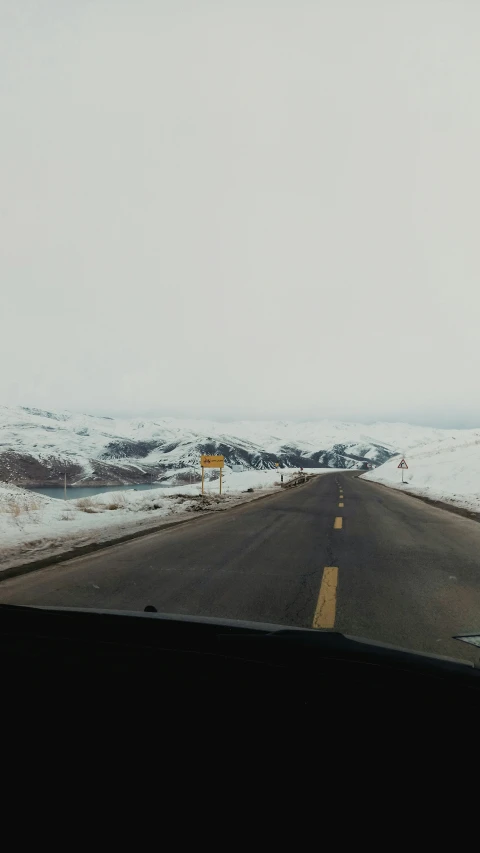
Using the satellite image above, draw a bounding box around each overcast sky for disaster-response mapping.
[1,1,479,426]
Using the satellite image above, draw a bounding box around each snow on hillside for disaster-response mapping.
[1,404,479,493]
[362,433,480,513]
[0,405,467,487]
[0,407,402,485]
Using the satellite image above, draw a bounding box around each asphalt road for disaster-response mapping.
[1,472,480,662]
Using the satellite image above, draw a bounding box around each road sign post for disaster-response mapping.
[200,455,225,495]
[397,458,408,483]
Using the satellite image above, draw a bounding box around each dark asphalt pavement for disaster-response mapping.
[1,472,480,661]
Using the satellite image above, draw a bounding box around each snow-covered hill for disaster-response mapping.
[0,404,475,487]
[361,432,480,513]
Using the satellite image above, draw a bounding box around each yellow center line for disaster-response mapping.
[334,516,343,529]
[338,502,344,507]
[312,567,339,628]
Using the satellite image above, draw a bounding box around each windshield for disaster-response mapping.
[1,2,479,665]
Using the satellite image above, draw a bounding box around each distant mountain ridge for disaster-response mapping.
[0,405,469,487]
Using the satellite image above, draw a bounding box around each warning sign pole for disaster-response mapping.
[397,458,408,483]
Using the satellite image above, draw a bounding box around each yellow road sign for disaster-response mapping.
[201,454,224,469]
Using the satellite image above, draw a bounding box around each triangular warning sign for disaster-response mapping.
[397,459,408,469]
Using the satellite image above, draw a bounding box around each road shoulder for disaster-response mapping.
[358,476,480,523]
[0,476,319,583]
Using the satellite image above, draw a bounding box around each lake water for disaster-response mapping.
[27,484,169,501]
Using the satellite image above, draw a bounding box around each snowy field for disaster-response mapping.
[362,434,480,514]
[0,468,335,573]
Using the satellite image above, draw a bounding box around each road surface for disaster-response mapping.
[1,472,480,662]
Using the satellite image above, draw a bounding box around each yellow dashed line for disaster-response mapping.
[338,502,344,507]
[334,516,343,529]
[312,567,339,628]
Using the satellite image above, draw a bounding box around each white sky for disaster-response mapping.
[1,1,479,426]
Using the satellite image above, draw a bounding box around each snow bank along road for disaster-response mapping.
[1,472,480,663]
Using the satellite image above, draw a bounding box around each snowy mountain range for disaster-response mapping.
[0,405,473,487]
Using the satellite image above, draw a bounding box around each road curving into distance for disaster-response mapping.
[1,471,480,662]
